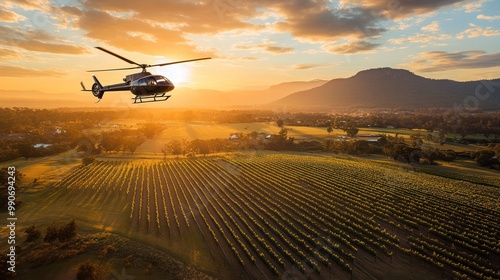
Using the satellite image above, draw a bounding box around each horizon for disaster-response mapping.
[0,0,499,105]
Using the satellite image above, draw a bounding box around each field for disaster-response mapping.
[13,152,500,279]
[90,120,485,154]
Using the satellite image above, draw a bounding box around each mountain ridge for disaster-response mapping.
[272,67,500,111]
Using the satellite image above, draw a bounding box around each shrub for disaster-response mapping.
[59,219,77,242]
[24,225,41,243]
[43,220,78,243]
[44,223,59,243]
[76,262,101,280]
[82,156,96,166]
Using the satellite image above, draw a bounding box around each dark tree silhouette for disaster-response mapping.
[24,225,41,243]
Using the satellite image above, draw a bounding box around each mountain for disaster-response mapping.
[0,80,328,109]
[272,68,500,111]
[168,79,328,108]
[0,90,90,108]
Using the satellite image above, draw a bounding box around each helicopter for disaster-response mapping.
[81,47,211,104]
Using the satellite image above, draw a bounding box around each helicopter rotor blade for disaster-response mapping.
[87,66,143,72]
[95,47,143,68]
[89,47,211,72]
[150,57,211,67]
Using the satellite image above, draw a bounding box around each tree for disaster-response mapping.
[472,148,499,167]
[326,125,333,135]
[140,123,164,139]
[82,156,96,166]
[44,223,59,243]
[18,142,36,161]
[24,225,41,243]
[166,140,183,156]
[190,139,210,156]
[409,133,423,148]
[43,220,78,243]
[344,127,359,138]
[59,219,77,242]
[124,135,146,154]
[276,119,284,128]
[76,262,101,280]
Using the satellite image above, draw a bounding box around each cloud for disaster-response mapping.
[324,40,380,54]
[51,0,478,58]
[291,63,338,70]
[59,7,214,58]
[421,21,440,32]
[0,48,21,59]
[0,26,88,54]
[404,51,500,72]
[457,24,500,38]
[2,0,50,11]
[234,43,294,53]
[341,0,465,18]
[462,0,489,13]
[0,9,26,22]
[73,0,388,47]
[477,14,500,21]
[389,33,452,44]
[0,65,64,77]
[275,6,386,41]
[75,0,256,35]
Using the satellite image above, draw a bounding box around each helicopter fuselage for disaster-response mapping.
[94,73,175,96]
[130,74,175,96]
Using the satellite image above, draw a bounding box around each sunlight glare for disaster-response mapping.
[153,57,191,87]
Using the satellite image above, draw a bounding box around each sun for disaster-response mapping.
[153,57,191,87]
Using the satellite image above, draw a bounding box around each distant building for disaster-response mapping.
[34,143,52,149]
[55,127,66,134]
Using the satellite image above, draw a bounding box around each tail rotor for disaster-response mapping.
[81,75,105,101]
[91,75,105,99]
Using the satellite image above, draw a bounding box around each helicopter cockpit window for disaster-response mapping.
[154,76,167,84]
[146,77,157,86]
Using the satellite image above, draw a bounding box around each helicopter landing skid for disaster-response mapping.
[132,94,171,104]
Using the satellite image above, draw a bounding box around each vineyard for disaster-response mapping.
[48,153,499,279]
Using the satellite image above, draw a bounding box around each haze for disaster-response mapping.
[0,0,499,103]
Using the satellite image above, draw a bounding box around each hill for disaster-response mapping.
[170,79,328,108]
[272,68,500,110]
[0,80,328,108]
[0,90,90,108]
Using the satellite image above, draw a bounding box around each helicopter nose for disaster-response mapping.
[166,83,175,92]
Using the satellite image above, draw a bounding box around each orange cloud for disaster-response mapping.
[477,14,500,21]
[291,63,338,70]
[324,40,380,54]
[0,65,64,77]
[0,26,88,54]
[0,9,26,22]
[421,21,440,32]
[341,0,465,18]
[2,0,50,11]
[389,33,452,44]
[0,48,21,59]
[404,51,500,72]
[67,0,389,51]
[56,0,474,56]
[457,24,500,38]
[234,43,294,54]
[61,7,214,58]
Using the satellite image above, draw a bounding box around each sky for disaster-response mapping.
[0,0,499,94]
